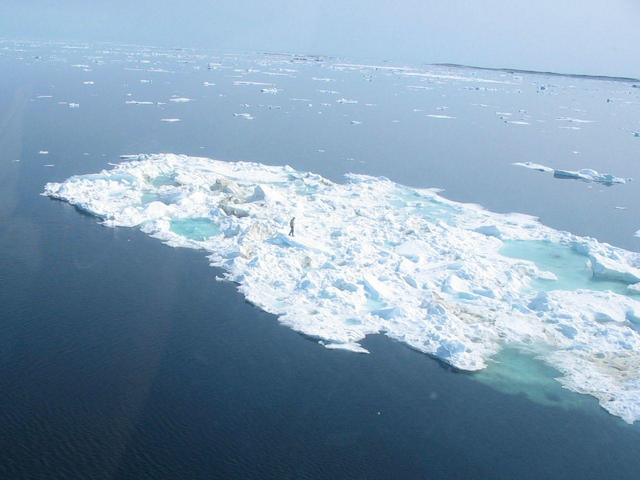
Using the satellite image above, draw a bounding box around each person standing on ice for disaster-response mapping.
[289,217,295,237]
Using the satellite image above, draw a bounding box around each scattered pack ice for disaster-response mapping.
[514,162,631,186]
[44,154,640,423]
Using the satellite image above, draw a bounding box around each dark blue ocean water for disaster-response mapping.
[1,41,640,479]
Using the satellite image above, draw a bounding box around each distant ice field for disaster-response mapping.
[45,153,640,423]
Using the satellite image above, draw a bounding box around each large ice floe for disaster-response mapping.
[44,154,640,423]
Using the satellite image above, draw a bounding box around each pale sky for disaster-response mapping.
[2,0,639,77]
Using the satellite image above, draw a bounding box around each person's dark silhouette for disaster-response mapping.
[289,217,295,237]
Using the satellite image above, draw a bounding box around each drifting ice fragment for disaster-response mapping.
[513,162,630,186]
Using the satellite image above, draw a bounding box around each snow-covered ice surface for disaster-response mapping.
[45,153,640,423]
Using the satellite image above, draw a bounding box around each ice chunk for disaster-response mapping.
[169,97,192,103]
[554,168,629,185]
[512,162,554,173]
[323,342,369,354]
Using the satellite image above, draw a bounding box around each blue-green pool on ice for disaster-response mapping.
[500,240,632,295]
[170,218,220,241]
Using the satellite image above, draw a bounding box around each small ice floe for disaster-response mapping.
[506,120,529,125]
[169,97,192,103]
[140,79,151,84]
[514,162,631,186]
[350,120,362,125]
[234,113,254,120]
[615,206,627,210]
[312,77,334,82]
[556,117,595,124]
[554,169,630,185]
[260,87,279,94]
[233,81,273,86]
[203,81,215,87]
[68,103,80,109]
[126,100,154,105]
[427,114,455,119]
[43,164,55,167]
[146,68,171,74]
[36,95,53,99]
[318,89,339,95]
[83,81,94,85]
[336,98,358,104]
[38,150,49,155]
[119,154,141,160]
[161,118,181,123]
[512,162,554,173]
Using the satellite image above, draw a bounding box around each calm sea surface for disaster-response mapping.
[1,41,639,479]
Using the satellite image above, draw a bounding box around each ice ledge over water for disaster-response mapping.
[44,154,640,423]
